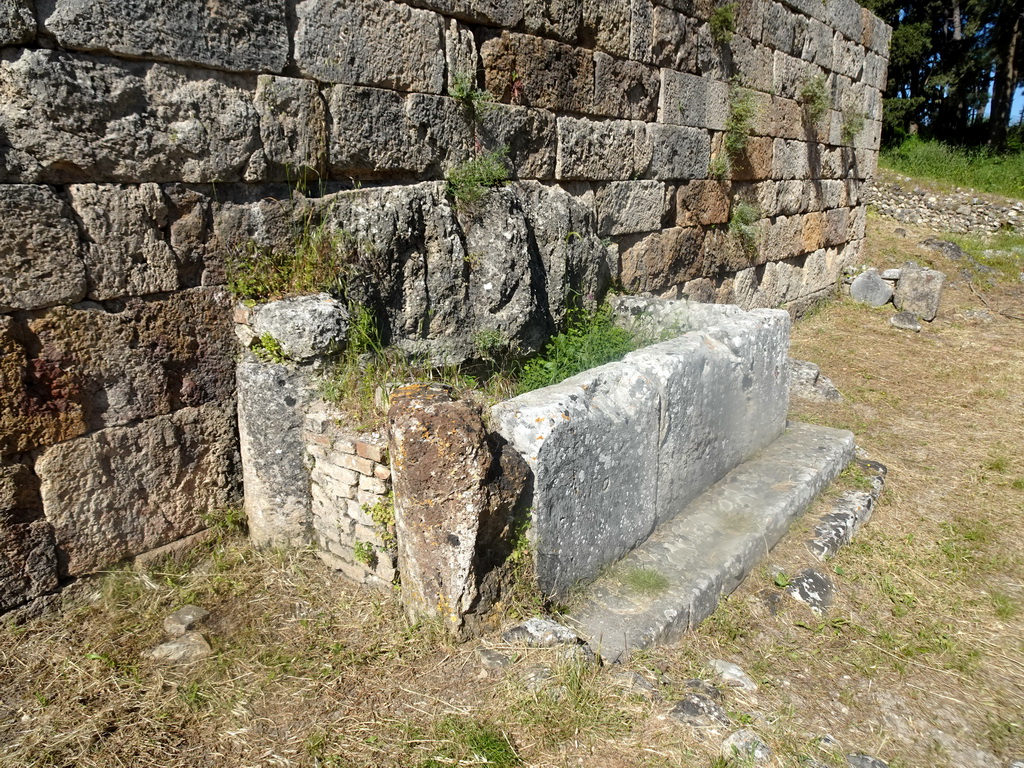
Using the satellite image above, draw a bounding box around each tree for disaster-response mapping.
[988,0,1024,147]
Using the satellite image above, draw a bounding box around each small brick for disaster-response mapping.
[233,305,251,325]
[305,432,333,448]
[336,452,374,475]
[310,463,359,489]
[330,436,356,455]
[373,464,391,481]
[359,475,388,495]
[355,440,385,463]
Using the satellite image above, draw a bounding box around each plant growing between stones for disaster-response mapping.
[446,146,510,208]
[724,81,756,159]
[841,110,866,144]
[353,541,377,568]
[450,73,496,122]
[729,200,760,256]
[799,74,830,126]
[709,3,737,45]
[251,332,290,364]
[362,492,396,553]
[619,567,670,596]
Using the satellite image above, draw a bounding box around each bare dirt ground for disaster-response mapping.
[1,207,1022,768]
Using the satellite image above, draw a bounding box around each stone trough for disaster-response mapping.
[491,296,853,659]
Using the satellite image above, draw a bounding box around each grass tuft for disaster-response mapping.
[446,147,510,207]
[880,137,1024,199]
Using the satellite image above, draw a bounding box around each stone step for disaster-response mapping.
[565,422,855,662]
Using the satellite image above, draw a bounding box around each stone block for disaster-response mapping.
[0,185,86,312]
[556,117,650,180]
[649,4,697,71]
[0,519,58,612]
[592,52,659,121]
[646,123,710,181]
[337,453,375,476]
[801,211,826,252]
[0,50,260,184]
[252,294,349,362]
[675,180,731,227]
[523,0,583,42]
[295,0,444,93]
[863,11,891,56]
[36,401,237,576]
[401,0,524,27]
[750,93,803,141]
[581,0,630,58]
[773,50,814,100]
[761,1,796,54]
[775,179,811,215]
[832,35,865,80]
[732,136,773,181]
[596,181,666,236]
[310,461,359,490]
[620,226,706,293]
[356,441,386,464]
[827,0,864,43]
[477,104,558,180]
[237,355,311,549]
[823,207,849,246]
[772,139,811,180]
[777,0,827,23]
[850,268,892,306]
[359,475,388,496]
[761,214,803,261]
[734,0,767,41]
[67,184,178,302]
[445,19,478,93]
[481,31,594,115]
[659,70,728,131]
[730,36,774,92]
[894,265,945,321]
[0,0,34,44]
[802,17,834,69]
[25,288,236,433]
[254,76,328,181]
[40,0,288,73]
[0,461,41,522]
[694,22,728,79]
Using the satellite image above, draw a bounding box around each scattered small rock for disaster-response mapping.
[708,659,758,692]
[557,643,598,666]
[893,227,907,237]
[684,678,724,701]
[846,754,889,768]
[148,631,213,664]
[850,269,894,307]
[881,268,901,280]
[163,605,210,637]
[668,693,731,726]
[963,309,993,323]
[502,617,579,647]
[477,649,512,671]
[789,359,843,403]
[758,587,785,616]
[721,729,773,764]
[786,568,835,614]
[1007,760,1024,768]
[889,311,921,332]
[517,663,553,692]
[919,238,969,261]
[609,669,659,699]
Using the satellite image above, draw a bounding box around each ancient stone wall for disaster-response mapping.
[0,0,889,613]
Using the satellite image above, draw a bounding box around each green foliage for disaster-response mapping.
[362,493,396,552]
[227,215,362,302]
[799,74,830,125]
[418,716,520,768]
[446,147,510,207]
[450,73,495,121]
[353,541,377,568]
[709,152,731,180]
[516,305,638,394]
[880,137,1024,199]
[201,506,248,535]
[729,200,760,255]
[252,332,289,364]
[619,567,670,596]
[841,110,866,144]
[724,83,756,159]
[709,3,736,45]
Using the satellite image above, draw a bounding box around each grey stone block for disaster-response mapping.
[890,311,921,332]
[0,50,260,184]
[581,0,630,58]
[481,30,594,114]
[620,227,707,293]
[523,0,583,42]
[659,70,728,131]
[40,0,288,73]
[649,4,697,71]
[827,0,864,43]
[444,19,478,93]
[252,294,350,362]
[596,181,666,236]
[401,0,524,26]
[295,0,445,93]
[237,355,312,549]
[67,184,178,301]
[833,35,865,80]
[850,268,893,306]
[802,17,834,69]
[629,0,653,61]
[0,185,85,312]
[36,401,237,576]
[0,0,34,44]
[645,123,711,181]
[0,519,58,612]
[556,117,650,180]
[254,76,328,181]
[592,51,659,121]
[893,265,945,321]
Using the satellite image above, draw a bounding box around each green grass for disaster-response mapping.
[799,74,829,126]
[944,230,1024,283]
[417,716,520,768]
[446,147,510,207]
[709,3,736,45]
[516,304,639,394]
[619,567,670,596]
[724,82,756,159]
[880,137,1024,199]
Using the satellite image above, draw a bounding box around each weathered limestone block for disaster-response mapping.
[802,17,834,69]
[734,0,767,41]
[596,181,666,236]
[827,0,864,43]
[388,384,525,631]
[862,10,892,56]
[445,19,477,93]
[0,461,41,522]
[254,76,328,181]
[556,117,651,180]
[762,1,798,55]
[581,0,630,58]
[772,139,811,180]
[251,294,350,362]
[761,214,804,261]
[592,52,659,121]
[40,0,288,73]
[832,35,865,80]
[730,36,774,93]
[732,136,773,182]
[629,0,653,61]
[67,184,178,301]
[402,0,524,27]
[36,401,237,576]
[620,227,707,293]
[676,180,731,227]
[478,104,558,179]
[0,0,34,44]
[649,4,697,71]
[702,226,761,274]
[523,0,582,42]
[801,211,826,252]
[237,355,310,548]
[750,94,803,141]
[823,207,850,247]
[25,288,236,432]
[295,0,444,93]
[0,316,88,457]
[0,50,260,183]
[777,0,827,24]
[773,50,815,100]
[659,70,728,131]
[850,268,892,306]
[894,265,945,321]
[481,31,594,114]
[646,124,710,181]
[0,185,85,312]
[0,519,58,612]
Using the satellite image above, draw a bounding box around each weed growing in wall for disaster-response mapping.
[353,541,377,568]
[729,200,761,257]
[450,73,496,122]
[841,110,866,144]
[709,3,737,45]
[799,74,830,126]
[446,147,511,207]
[516,304,638,394]
[363,492,396,553]
[724,81,756,159]
[251,332,289,364]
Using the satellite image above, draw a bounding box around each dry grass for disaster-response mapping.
[2,214,1023,768]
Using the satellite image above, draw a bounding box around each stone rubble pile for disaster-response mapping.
[844,261,946,327]
[866,177,1024,233]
